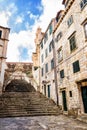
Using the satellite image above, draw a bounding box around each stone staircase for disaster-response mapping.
[0,92,62,117]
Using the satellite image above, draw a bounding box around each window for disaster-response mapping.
[60,69,64,78]
[45,48,48,58]
[67,15,73,27]
[41,41,43,49]
[41,68,44,76]
[58,47,63,62]
[45,63,48,73]
[84,23,87,38]
[49,24,52,35]
[41,54,44,63]
[69,91,72,97]
[69,34,76,52]
[44,33,48,44]
[65,0,70,7]
[80,0,87,9]
[55,32,62,42]
[73,60,80,73]
[49,41,52,52]
[0,30,2,38]
[51,58,54,70]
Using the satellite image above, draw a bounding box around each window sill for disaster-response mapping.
[70,47,78,53]
[58,58,63,63]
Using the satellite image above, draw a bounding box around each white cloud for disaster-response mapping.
[35,0,64,32]
[7,30,35,62]
[0,11,9,27]
[0,2,17,27]
[30,13,39,20]
[6,0,64,62]
[15,16,24,24]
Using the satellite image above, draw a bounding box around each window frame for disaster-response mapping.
[45,48,48,58]
[80,0,87,10]
[45,63,48,73]
[51,58,54,70]
[68,33,77,52]
[84,22,87,39]
[60,69,64,78]
[57,47,63,62]
[72,60,80,73]
[41,68,44,76]
[0,30,2,39]
[55,32,62,42]
[41,41,43,49]
[67,15,73,27]
[49,24,52,35]
[41,54,44,63]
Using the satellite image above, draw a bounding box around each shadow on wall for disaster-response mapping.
[5,79,36,92]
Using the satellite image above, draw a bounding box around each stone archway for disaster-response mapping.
[5,79,36,92]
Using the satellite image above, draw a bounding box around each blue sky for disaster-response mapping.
[0,0,64,62]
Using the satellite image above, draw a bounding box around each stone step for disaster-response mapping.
[0,112,59,118]
[0,91,62,117]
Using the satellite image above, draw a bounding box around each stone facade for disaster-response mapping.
[32,27,44,91]
[39,19,57,102]
[54,0,87,115]
[33,0,87,116]
[0,26,10,93]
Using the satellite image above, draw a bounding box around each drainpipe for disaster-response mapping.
[52,34,59,106]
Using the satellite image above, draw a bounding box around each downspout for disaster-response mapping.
[52,33,59,106]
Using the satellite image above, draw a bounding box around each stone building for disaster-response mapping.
[32,27,44,91]
[0,26,10,93]
[54,0,87,115]
[39,12,64,103]
[33,0,87,115]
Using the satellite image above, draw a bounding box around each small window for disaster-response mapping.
[60,69,64,78]
[41,68,44,76]
[49,41,53,52]
[45,63,48,73]
[49,24,52,35]
[69,34,76,52]
[58,47,63,62]
[65,0,70,7]
[67,15,73,27]
[0,30,2,38]
[69,91,72,97]
[84,23,87,38]
[49,43,51,52]
[73,60,80,73]
[44,33,48,44]
[41,54,44,63]
[45,48,48,58]
[55,32,62,42]
[51,58,54,70]
[41,41,43,49]
[80,0,87,9]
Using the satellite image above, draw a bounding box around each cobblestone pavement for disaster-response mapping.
[0,115,87,130]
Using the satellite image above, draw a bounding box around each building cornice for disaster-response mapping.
[53,0,75,33]
[0,26,10,31]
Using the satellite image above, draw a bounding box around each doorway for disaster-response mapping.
[81,87,87,113]
[62,90,67,111]
[44,85,46,96]
[48,85,50,98]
